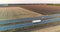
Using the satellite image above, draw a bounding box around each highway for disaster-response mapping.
[0,14,60,32]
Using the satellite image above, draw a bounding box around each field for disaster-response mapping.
[20,5,60,15]
[0,7,42,20]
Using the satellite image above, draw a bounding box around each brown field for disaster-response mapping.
[20,5,60,15]
[31,25,60,32]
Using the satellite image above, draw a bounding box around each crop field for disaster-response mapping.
[0,7,42,20]
[20,5,60,15]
